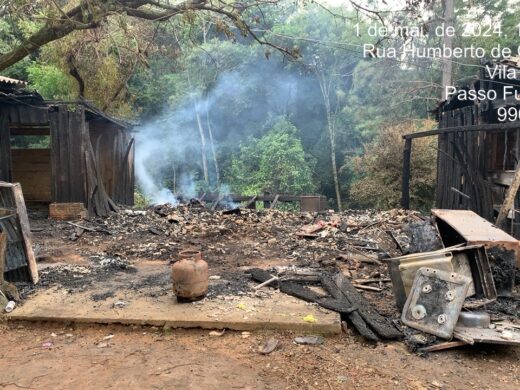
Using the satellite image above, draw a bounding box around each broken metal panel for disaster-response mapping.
[402,267,471,339]
[0,210,30,282]
[432,209,520,250]
[0,182,38,283]
[432,208,518,295]
[388,245,496,310]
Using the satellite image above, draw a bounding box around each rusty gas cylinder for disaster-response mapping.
[171,250,208,302]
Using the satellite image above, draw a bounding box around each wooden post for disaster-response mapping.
[496,162,520,228]
[11,183,38,283]
[401,138,412,209]
[263,191,271,209]
[0,232,6,281]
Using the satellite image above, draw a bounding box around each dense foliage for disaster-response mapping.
[229,117,315,195]
[349,121,437,212]
[1,0,512,209]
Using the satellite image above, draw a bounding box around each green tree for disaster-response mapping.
[229,117,315,195]
[26,63,75,100]
[349,120,437,211]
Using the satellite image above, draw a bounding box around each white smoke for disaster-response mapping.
[134,61,304,206]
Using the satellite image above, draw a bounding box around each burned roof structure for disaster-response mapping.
[402,58,520,237]
[0,81,134,217]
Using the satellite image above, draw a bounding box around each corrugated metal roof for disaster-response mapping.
[0,76,27,85]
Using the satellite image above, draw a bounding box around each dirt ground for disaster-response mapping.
[0,321,519,390]
[2,205,520,389]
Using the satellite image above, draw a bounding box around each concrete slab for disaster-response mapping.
[7,264,341,334]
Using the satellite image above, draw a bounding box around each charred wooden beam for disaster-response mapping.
[401,138,412,209]
[333,273,402,340]
[249,268,359,324]
[404,121,520,140]
[320,275,379,342]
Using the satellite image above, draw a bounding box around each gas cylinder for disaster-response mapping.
[171,250,208,302]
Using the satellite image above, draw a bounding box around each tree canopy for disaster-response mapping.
[1,0,511,209]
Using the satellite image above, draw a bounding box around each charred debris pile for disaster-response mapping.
[26,200,520,352]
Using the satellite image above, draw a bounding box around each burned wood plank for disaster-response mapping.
[250,268,323,302]
[0,232,6,281]
[317,297,357,314]
[249,268,358,323]
[401,138,412,209]
[320,275,379,342]
[403,121,520,140]
[333,273,402,340]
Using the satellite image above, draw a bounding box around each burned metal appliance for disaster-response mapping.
[402,267,471,339]
[388,245,496,310]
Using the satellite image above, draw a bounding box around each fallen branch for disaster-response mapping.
[353,278,391,285]
[353,284,382,292]
[253,275,279,290]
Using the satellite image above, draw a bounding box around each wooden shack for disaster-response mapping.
[0,82,134,216]
[401,58,520,236]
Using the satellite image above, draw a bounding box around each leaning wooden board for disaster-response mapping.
[0,182,38,283]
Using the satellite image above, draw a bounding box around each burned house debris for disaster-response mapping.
[402,58,520,236]
[0,79,134,218]
[0,190,514,354]
[0,182,37,283]
[0,70,519,388]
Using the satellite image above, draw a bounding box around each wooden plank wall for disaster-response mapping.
[0,104,49,183]
[89,122,134,206]
[2,104,48,126]
[48,105,117,216]
[0,113,10,182]
[436,105,494,220]
[11,149,52,201]
[48,105,86,203]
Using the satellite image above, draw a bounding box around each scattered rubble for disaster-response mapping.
[10,203,520,354]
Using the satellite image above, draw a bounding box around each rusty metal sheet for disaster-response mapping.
[431,209,520,260]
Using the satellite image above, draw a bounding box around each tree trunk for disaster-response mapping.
[186,70,209,186]
[194,101,209,185]
[326,110,342,212]
[316,69,342,211]
[206,100,220,189]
